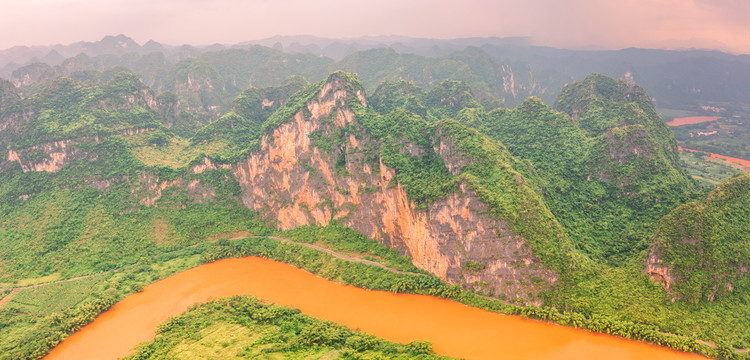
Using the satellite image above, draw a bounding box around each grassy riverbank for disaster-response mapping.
[0,231,746,359]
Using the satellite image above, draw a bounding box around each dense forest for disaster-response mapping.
[0,37,748,359]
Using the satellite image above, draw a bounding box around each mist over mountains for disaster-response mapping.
[3,34,750,113]
[0,33,748,359]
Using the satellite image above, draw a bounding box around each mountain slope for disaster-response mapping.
[647,172,750,303]
[457,74,698,264]
[230,71,573,301]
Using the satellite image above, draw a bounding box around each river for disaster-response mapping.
[44,257,707,360]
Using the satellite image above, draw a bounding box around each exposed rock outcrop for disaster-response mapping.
[232,73,557,301]
[646,251,675,297]
[6,128,154,173]
[131,173,216,207]
[7,138,92,173]
[191,157,232,174]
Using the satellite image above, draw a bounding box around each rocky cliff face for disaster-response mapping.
[232,73,557,301]
[645,251,676,299]
[7,138,91,173]
[5,127,153,173]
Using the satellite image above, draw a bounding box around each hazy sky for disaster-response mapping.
[2,0,749,53]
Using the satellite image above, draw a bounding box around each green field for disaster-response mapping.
[679,150,745,187]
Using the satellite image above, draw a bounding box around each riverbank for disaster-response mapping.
[2,234,746,359]
[45,257,707,360]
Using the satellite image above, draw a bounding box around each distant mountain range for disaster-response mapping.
[1,33,749,358]
[3,35,750,117]
[0,34,534,70]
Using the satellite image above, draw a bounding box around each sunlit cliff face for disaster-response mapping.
[229,75,556,302]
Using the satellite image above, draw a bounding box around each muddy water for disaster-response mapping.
[679,146,750,168]
[44,257,706,360]
[667,116,721,126]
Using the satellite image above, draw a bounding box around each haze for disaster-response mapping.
[1,0,749,54]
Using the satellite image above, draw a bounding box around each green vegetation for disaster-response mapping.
[0,64,747,360]
[0,134,265,283]
[671,114,750,162]
[280,223,423,273]
[544,256,750,352]
[126,296,449,360]
[371,79,483,121]
[1,72,163,148]
[0,250,204,360]
[131,135,228,169]
[196,236,739,359]
[261,72,572,273]
[334,47,509,108]
[422,80,483,121]
[651,172,750,303]
[0,226,435,360]
[457,75,699,265]
[370,80,428,117]
[1,230,744,359]
[679,150,744,187]
[358,108,456,206]
[190,75,309,161]
[154,47,331,135]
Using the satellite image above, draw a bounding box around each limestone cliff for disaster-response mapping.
[6,127,153,173]
[231,72,563,301]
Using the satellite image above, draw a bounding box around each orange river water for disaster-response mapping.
[44,257,708,360]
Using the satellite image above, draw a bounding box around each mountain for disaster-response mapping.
[7,35,750,117]
[212,71,572,300]
[647,172,750,303]
[452,74,699,264]
[190,74,310,158]
[371,79,485,121]
[0,70,572,301]
[0,62,747,358]
[0,72,161,149]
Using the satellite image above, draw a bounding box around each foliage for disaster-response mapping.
[0,139,267,283]
[542,255,750,354]
[650,172,750,303]
[146,128,169,146]
[0,249,204,360]
[422,79,483,121]
[279,223,423,273]
[189,75,309,161]
[371,80,428,117]
[124,296,448,360]
[1,58,748,360]
[198,236,734,359]
[458,77,699,265]
[678,149,744,187]
[1,72,163,148]
[1,231,743,359]
[670,115,750,164]
[370,78,483,122]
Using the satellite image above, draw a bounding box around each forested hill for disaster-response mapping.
[0,63,748,357]
[648,172,750,303]
[450,74,699,265]
[5,35,750,129]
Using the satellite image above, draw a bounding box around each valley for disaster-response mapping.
[0,36,748,360]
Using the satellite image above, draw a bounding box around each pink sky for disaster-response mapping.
[2,0,749,54]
